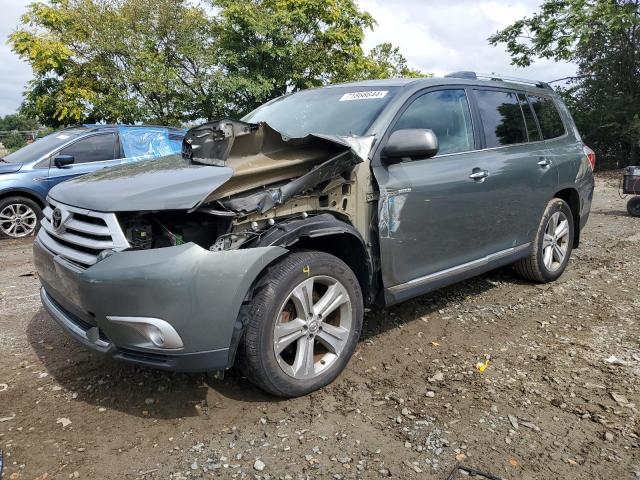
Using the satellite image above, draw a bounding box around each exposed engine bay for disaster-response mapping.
[118,119,374,253]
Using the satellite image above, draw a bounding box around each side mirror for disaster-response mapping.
[381,129,439,164]
[54,155,75,168]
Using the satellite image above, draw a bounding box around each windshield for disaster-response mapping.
[3,129,86,163]
[243,86,399,138]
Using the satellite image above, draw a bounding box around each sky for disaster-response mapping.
[0,0,576,117]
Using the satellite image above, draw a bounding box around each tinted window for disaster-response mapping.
[392,89,474,155]
[475,90,527,148]
[59,133,117,163]
[528,95,565,139]
[2,128,87,164]
[518,93,542,142]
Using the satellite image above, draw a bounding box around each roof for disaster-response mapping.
[61,124,185,133]
[325,74,554,94]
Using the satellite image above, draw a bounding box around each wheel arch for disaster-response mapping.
[225,214,374,369]
[251,213,373,304]
[0,189,46,209]
[553,187,580,247]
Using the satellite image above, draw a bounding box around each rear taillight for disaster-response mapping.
[584,145,596,170]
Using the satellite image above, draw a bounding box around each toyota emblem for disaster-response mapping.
[51,208,63,231]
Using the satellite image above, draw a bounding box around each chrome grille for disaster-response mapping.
[39,199,129,267]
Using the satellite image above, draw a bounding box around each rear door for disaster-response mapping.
[46,132,121,190]
[528,94,579,187]
[467,88,557,249]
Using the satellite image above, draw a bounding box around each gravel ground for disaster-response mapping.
[0,172,638,480]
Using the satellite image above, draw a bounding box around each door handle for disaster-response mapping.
[537,158,552,167]
[469,170,489,180]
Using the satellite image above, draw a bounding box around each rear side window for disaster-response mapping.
[59,133,118,163]
[474,89,527,148]
[392,89,474,155]
[517,93,542,142]
[119,127,183,160]
[528,95,565,139]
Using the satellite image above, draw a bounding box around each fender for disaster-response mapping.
[253,213,365,248]
[226,213,374,368]
[0,187,47,207]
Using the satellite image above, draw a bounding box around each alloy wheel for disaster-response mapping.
[542,211,570,272]
[0,203,38,238]
[273,275,353,380]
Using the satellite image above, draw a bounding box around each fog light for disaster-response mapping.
[147,325,166,347]
[107,316,184,349]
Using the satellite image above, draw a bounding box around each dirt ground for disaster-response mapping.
[0,172,638,480]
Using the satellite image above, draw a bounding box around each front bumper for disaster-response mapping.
[34,236,287,371]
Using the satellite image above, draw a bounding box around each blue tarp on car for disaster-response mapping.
[118,126,183,160]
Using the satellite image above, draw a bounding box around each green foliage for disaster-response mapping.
[0,114,39,132]
[344,42,428,81]
[2,131,28,151]
[10,0,426,126]
[489,0,640,168]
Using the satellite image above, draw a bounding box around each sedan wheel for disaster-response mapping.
[273,275,353,380]
[0,202,38,238]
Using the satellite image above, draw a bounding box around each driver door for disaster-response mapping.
[373,88,499,303]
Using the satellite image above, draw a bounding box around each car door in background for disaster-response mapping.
[46,132,121,190]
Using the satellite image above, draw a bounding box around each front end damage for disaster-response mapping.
[35,119,376,371]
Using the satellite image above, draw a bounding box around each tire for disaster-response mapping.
[515,198,574,283]
[240,250,363,397]
[627,196,640,217]
[0,196,42,239]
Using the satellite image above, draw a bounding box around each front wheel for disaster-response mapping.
[515,198,574,283]
[240,250,363,397]
[627,196,640,217]
[0,196,42,239]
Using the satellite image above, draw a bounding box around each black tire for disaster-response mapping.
[240,250,363,397]
[0,196,42,239]
[627,196,640,217]
[515,198,574,283]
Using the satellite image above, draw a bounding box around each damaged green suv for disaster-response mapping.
[34,73,595,397]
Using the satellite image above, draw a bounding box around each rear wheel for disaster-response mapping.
[515,198,574,283]
[627,196,640,217]
[240,250,363,397]
[0,196,42,239]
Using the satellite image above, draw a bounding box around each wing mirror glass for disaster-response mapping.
[54,155,75,168]
[381,129,439,164]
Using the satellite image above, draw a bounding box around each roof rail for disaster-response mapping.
[445,71,551,89]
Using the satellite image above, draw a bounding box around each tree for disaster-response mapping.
[344,42,426,81]
[11,0,215,126]
[0,113,39,132]
[489,0,640,168]
[10,0,426,126]
[2,132,28,151]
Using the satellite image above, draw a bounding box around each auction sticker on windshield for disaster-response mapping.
[339,91,388,101]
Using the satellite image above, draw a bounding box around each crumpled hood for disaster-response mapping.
[49,120,373,214]
[0,162,23,174]
[49,155,233,212]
